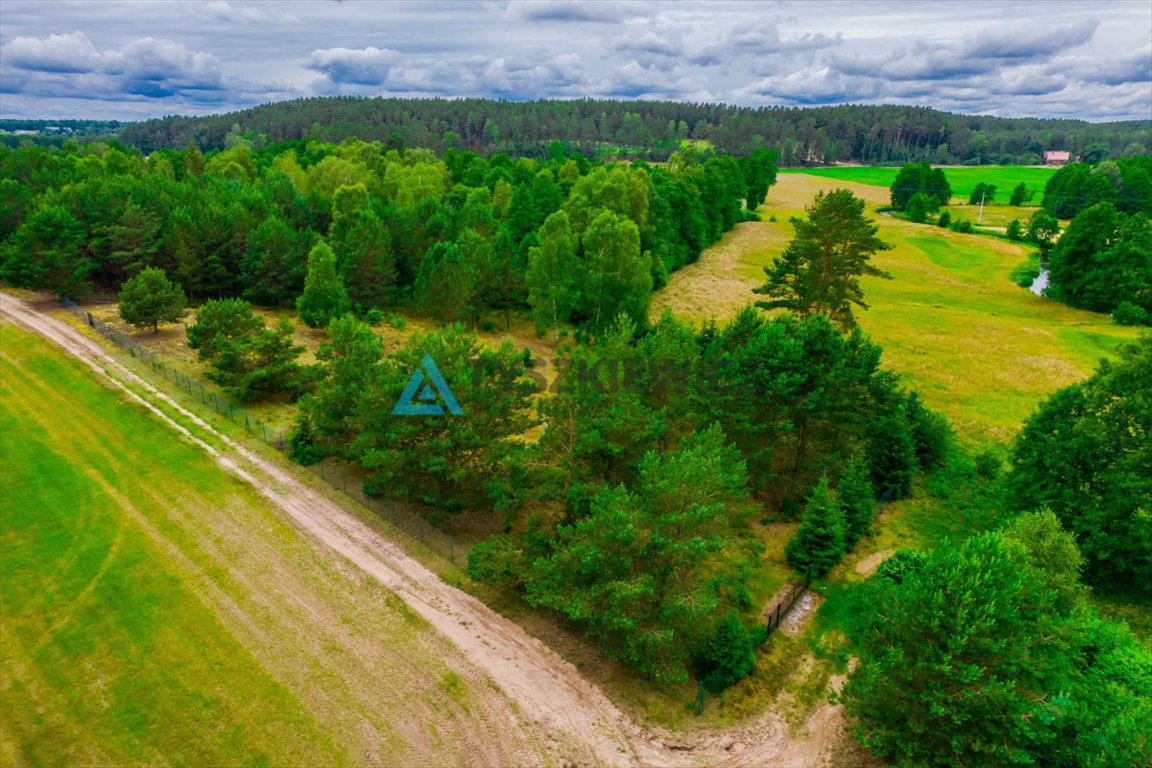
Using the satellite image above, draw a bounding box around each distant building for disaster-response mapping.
[1043,151,1071,165]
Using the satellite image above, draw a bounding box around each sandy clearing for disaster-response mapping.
[2,291,849,767]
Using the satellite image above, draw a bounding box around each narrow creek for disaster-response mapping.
[1030,264,1049,296]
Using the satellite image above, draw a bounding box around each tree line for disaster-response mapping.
[0,139,775,337]
[109,98,1151,166]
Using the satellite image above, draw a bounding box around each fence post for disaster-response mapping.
[86,311,94,327]
[450,538,455,564]
[245,414,251,432]
[261,423,268,441]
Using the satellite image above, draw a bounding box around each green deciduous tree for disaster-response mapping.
[1007,336,1152,597]
[526,210,580,338]
[904,192,930,223]
[843,530,1152,768]
[1046,203,1152,316]
[579,210,652,332]
[754,189,893,331]
[296,240,350,328]
[968,182,996,205]
[118,267,186,332]
[1009,182,1034,206]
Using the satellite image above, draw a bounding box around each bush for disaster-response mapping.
[768,214,777,222]
[936,211,951,228]
[287,414,326,465]
[364,308,385,326]
[905,393,952,468]
[385,312,407,330]
[974,448,1003,479]
[480,319,496,332]
[693,613,756,693]
[874,548,926,585]
[1010,258,1041,288]
[905,193,931,223]
[951,219,973,233]
[1112,301,1149,326]
[1006,219,1023,241]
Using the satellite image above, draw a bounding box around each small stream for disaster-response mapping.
[1030,265,1049,296]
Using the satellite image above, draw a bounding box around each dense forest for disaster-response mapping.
[100,98,1152,166]
[0,138,775,330]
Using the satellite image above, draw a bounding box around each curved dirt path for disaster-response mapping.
[1,292,843,767]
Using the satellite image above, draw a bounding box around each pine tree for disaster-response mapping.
[338,210,397,310]
[296,241,350,328]
[118,267,186,332]
[754,190,892,331]
[839,455,875,548]
[785,476,846,577]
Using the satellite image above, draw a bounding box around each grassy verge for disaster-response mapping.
[0,320,528,765]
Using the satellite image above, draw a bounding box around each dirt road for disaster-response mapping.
[1,292,845,767]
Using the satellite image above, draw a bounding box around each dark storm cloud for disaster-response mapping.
[0,1,1148,121]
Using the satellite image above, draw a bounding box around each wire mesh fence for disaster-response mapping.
[60,300,470,569]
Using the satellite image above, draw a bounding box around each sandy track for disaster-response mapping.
[1,292,843,767]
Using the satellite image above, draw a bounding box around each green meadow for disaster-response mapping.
[0,321,520,766]
[655,173,1139,446]
[781,165,1061,202]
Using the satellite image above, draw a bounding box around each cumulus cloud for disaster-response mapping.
[0,30,282,107]
[306,47,402,86]
[3,31,106,73]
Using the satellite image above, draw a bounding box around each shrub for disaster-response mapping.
[364,308,385,326]
[905,393,952,468]
[287,413,326,465]
[936,210,951,228]
[905,193,930,223]
[1112,301,1149,326]
[974,448,1003,479]
[874,548,926,584]
[1006,219,1023,241]
[1010,258,1041,288]
[694,613,756,693]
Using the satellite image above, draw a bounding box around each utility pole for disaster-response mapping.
[977,190,986,225]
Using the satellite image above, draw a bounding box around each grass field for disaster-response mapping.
[780,164,1060,203]
[0,320,534,766]
[654,173,1140,445]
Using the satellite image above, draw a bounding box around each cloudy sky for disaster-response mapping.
[1,0,1150,122]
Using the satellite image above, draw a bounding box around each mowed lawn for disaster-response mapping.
[654,173,1140,444]
[780,165,1060,203]
[0,321,530,766]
